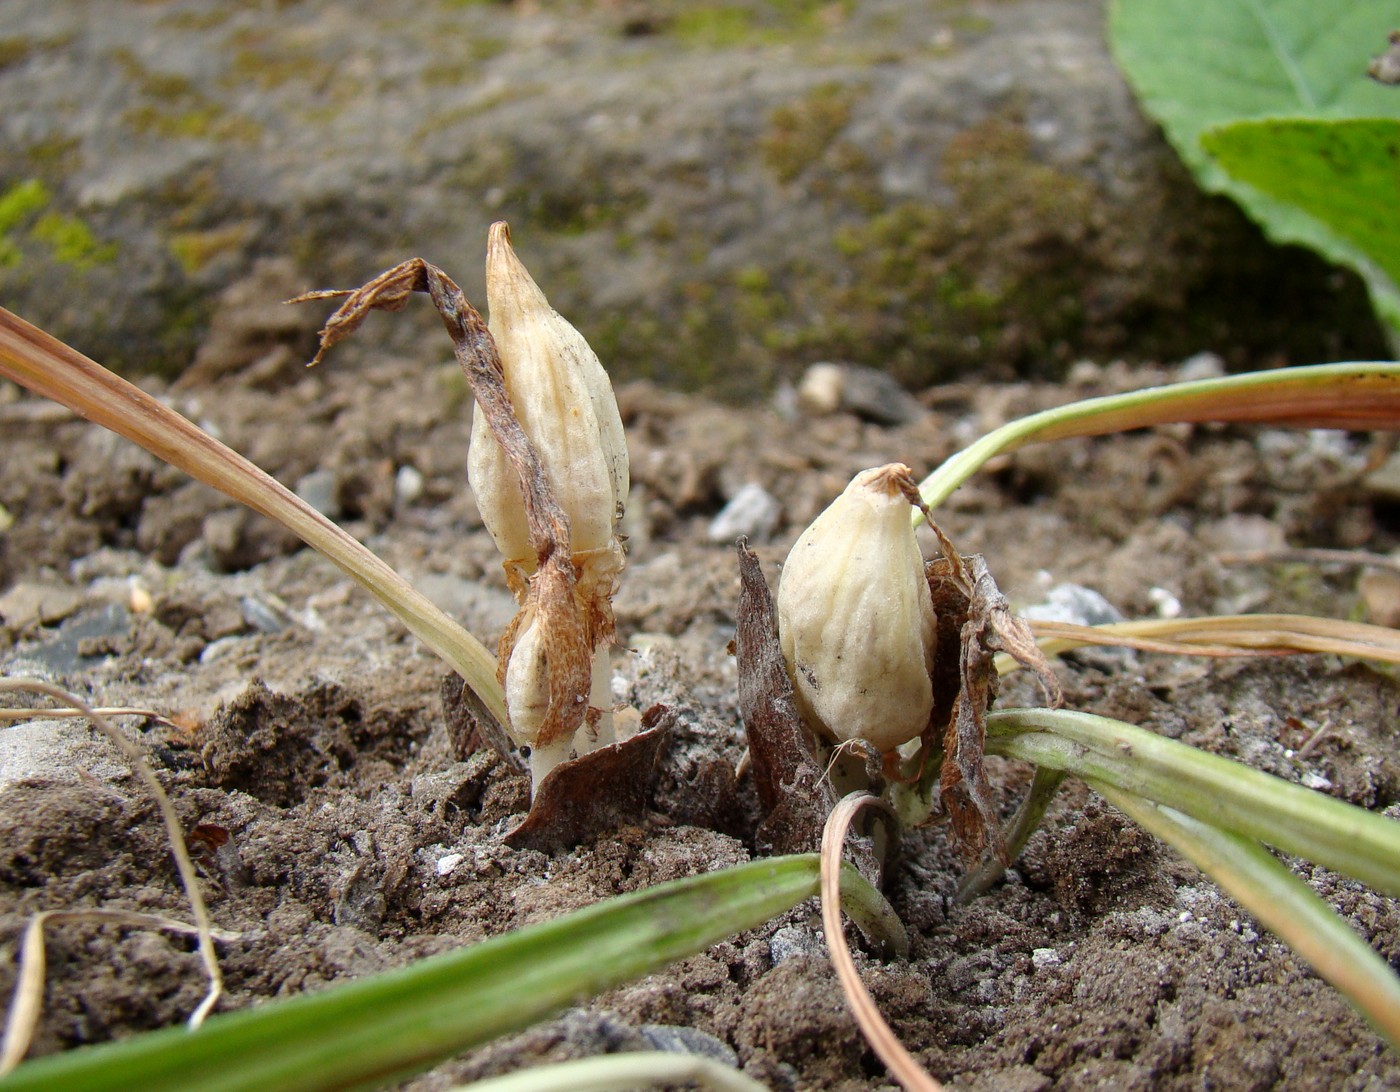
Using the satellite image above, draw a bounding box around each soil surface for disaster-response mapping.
[3,345,1400,1090]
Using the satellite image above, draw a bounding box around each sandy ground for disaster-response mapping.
[2,344,1399,1089]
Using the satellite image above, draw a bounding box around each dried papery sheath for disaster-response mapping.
[469,222,628,596]
[778,463,937,753]
[466,223,629,788]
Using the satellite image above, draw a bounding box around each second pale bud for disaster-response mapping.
[468,222,628,584]
[777,463,937,753]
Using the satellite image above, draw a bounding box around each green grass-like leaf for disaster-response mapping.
[0,857,844,1092]
[986,708,1400,899]
[1096,785,1400,1050]
[916,361,1400,512]
[982,709,1400,1048]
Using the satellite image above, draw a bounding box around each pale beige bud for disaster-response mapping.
[503,611,616,790]
[468,223,628,568]
[777,463,937,753]
[503,612,571,786]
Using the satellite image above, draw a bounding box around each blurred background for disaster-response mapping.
[0,0,1388,398]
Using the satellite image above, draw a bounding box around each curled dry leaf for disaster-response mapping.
[440,672,526,772]
[925,552,1062,861]
[735,539,838,856]
[303,254,594,780]
[503,707,670,853]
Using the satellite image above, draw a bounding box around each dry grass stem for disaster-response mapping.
[821,792,942,1092]
[0,305,508,728]
[1215,547,1400,574]
[0,706,179,727]
[1019,615,1400,667]
[0,910,239,1075]
[0,679,229,1070]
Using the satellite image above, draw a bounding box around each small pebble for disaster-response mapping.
[240,594,292,634]
[1031,947,1061,970]
[395,464,425,506]
[769,924,825,963]
[1021,583,1124,627]
[639,1024,739,1067]
[707,482,781,544]
[1177,351,1225,382]
[1148,586,1181,618]
[436,853,464,876]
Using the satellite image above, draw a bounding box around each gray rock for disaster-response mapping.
[295,469,341,520]
[797,361,923,425]
[0,1,1381,391]
[1021,583,1124,628]
[639,1023,740,1068]
[707,481,781,544]
[0,717,132,793]
[1,602,132,676]
[769,923,826,964]
[239,593,292,635]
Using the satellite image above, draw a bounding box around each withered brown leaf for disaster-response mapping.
[735,539,838,855]
[503,709,670,852]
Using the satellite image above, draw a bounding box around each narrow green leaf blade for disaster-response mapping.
[917,362,1400,510]
[0,857,824,1092]
[986,708,1400,899]
[1095,785,1400,1050]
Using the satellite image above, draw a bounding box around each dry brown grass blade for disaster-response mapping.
[0,679,230,1071]
[0,304,508,728]
[821,793,942,1092]
[0,910,239,1075]
[1215,547,1400,575]
[0,706,181,727]
[1019,614,1400,665]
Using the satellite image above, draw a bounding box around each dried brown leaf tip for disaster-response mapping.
[1369,29,1400,85]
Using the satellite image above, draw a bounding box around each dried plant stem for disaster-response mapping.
[955,767,1067,904]
[446,1052,768,1092]
[0,679,230,1073]
[1214,547,1400,574]
[916,362,1400,513]
[0,706,179,726]
[1,910,238,1076]
[821,792,941,1092]
[0,305,507,728]
[1017,614,1400,666]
